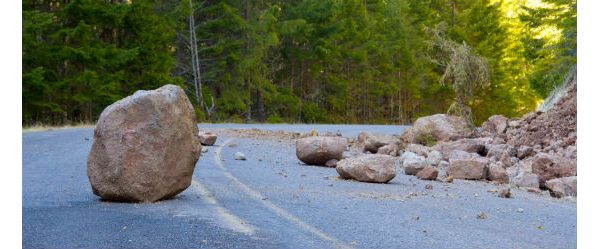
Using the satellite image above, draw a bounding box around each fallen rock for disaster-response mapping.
[531,153,576,187]
[234,152,246,160]
[198,132,217,146]
[296,136,347,166]
[545,176,577,198]
[87,85,201,202]
[325,159,339,167]
[406,144,431,157]
[377,143,400,156]
[487,163,508,184]
[485,143,516,160]
[433,138,489,160]
[512,172,540,189]
[400,114,471,145]
[447,153,489,180]
[498,187,511,198]
[363,133,396,153]
[426,150,442,166]
[336,154,397,183]
[416,166,438,180]
[482,115,508,134]
[517,146,535,159]
[401,152,428,175]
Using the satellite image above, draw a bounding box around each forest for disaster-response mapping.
[22,0,576,125]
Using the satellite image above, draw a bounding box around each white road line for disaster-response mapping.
[214,138,350,249]
[189,180,255,235]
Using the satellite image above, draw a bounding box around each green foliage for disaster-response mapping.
[23,0,575,125]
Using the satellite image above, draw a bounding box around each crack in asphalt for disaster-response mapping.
[212,138,351,249]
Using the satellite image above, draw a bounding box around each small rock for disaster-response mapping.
[481,115,508,134]
[234,152,246,160]
[377,143,400,156]
[201,147,209,153]
[445,175,454,183]
[516,208,524,213]
[498,188,511,198]
[487,163,508,184]
[425,184,433,190]
[198,132,217,146]
[416,166,439,180]
[406,144,432,157]
[402,152,428,175]
[477,212,487,219]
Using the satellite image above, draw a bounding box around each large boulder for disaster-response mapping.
[545,176,577,198]
[400,114,471,145]
[447,152,489,180]
[87,85,201,202]
[531,153,576,187]
[401,152,428,175]
[296,136,347,166]
[336,154,397,183]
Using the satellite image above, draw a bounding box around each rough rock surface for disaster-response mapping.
[377,143,400,156]
[406,144,431,157]
[336,154,397,183]
[198,132,217,146]
[400,114,471,144]
[433,138,488,160]
[506,82,577,154]
[416,166,438,180]
[87,85,201,202]
[531,153,576,187]
[487,163,508,184]
[447,154,489,180]
[401,152,428,175]
[512,173,540,189]
[545,176,577,198]
[296,136,347,166]
[426,150,442,166]
[363,133,396,153]
[481,115,508,135]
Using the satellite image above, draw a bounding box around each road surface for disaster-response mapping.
[23,124,576,248]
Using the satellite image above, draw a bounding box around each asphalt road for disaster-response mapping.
[23,124,576,249]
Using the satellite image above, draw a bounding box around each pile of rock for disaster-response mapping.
[295,133,401,183]
[394,80,577,198]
